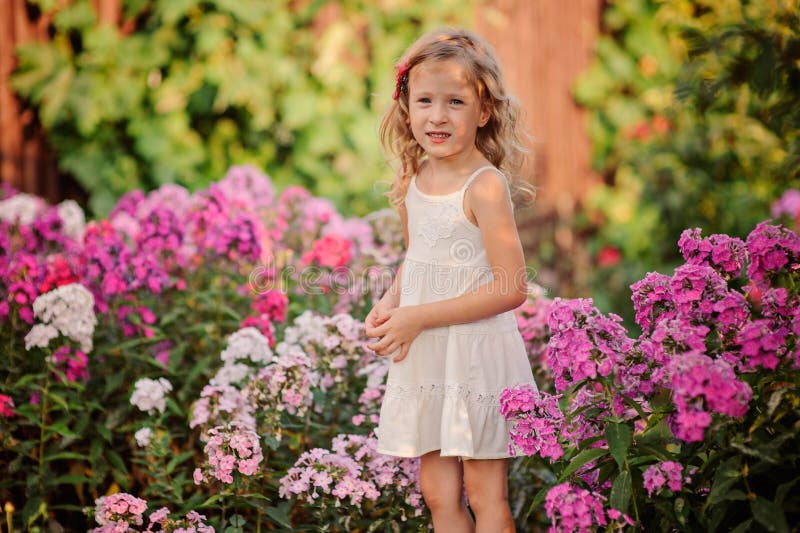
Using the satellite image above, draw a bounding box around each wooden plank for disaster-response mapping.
[0,0,22,191]
[476,0,602,216]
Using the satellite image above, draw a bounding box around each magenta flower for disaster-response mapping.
[0,394,14,417]
[678,228,747,277]
[300,233,353,269]
[643,461,689,496]
[667,352,752,442]
[194,424,263,485]
[547,298,633,391]
[737,319,791,370]
[746,221,800,289]
[544,482,608,533]
[500,385,565,461]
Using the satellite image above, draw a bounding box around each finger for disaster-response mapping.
[372,322,390,337]
[383,340,401,357]
[393,344,409,363]
[368,337,391,355]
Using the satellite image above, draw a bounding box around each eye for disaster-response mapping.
[450,99,464,105]
[417,97,431,104]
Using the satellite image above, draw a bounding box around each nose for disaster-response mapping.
[429,102,448,124]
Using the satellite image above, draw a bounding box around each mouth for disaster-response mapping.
[427,132,451,142]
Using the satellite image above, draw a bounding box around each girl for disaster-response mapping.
[364,28,537,533]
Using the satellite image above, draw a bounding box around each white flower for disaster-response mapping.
[130,377,173,414]
[56,199,86,242]
[24,324,59,350]
[323,335,341,350]
[283,310,327,345]
[134,427,154,447]
[210,363,251,387]
[220,327,272,364]
[0,193,45,225]
[332,313,361,340]
[29,283,97,352]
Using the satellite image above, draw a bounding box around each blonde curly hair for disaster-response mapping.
[379,27,535,210]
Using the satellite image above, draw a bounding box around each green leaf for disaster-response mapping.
[50,474,91,485]
[609,470,632,513]
[106,449,128,475]
[559,448,609,481]
[606,422,632,469]
[751,497,789,533]
[709,457,742,505]
[262,502,292,528]
[729,520,753,533]
[43,451,89,462]
[775,477,800,505]
[166,451,193,474]
[528,485,549,517]
[47,418,78,438]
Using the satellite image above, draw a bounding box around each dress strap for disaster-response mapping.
[460,165,504,193]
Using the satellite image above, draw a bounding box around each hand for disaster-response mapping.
[366,306,422,363]
[364,302,391,338]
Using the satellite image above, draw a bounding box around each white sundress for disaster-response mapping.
[376,165,537,460]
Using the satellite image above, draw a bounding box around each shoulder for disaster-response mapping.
[466,167,511,206]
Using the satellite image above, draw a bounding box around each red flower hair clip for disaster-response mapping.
[392,62,409,100]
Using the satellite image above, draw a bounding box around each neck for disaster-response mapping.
[423,147,489,179]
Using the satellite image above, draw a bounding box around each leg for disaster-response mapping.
[419,451,475,533]
[462,458,515,533]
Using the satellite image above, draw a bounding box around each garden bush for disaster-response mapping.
[11,0,473,217]
[574,0,800,323]
[503,201,800,531]
[1,167,798,531]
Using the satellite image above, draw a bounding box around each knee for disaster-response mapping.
[464,477,508,514]
[420,476,462,513]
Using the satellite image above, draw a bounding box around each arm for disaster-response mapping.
[364,202,409,337]
[368,170,529,359]
[414,170,528,328]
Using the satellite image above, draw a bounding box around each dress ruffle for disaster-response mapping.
[376,327,537,459]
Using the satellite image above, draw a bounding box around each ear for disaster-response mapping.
[479,105,490,128]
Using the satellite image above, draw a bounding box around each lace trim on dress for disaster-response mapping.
[415,202,462,247]
[384,381,503,407]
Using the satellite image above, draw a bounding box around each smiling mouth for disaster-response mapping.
[427,132,450,139]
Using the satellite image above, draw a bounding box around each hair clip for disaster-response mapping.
[392,62,409,100]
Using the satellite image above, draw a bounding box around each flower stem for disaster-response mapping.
[38,372,50,495]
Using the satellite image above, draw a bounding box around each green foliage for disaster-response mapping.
[574,0,800,321]
[12,0,473,217]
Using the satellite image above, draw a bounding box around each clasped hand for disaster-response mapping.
[364,306,422,363]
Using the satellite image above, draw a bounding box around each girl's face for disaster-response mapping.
[407,59,490,165]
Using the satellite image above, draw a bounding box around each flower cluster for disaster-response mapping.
[299,233,353,269]
[92,493,148,531]
[24,283,97,353]
[642,461,692,497]
[667,352,752,441]
[130,378,173,415]
[0,394,15,417]
[190,385,255,435]
[48,345,89,383]
[90,493,213,533]
[547,298,633,391]
[193,424,263,485]
[499,384,564,461]
[282,310,371,396]
[771,189,800,225]
[279,433,424,519]
[746,221,800,289]
[544,483,632,533]
[678,228,747,277]
[212,327,273,387]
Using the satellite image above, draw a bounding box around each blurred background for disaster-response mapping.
[2,0,798,325]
